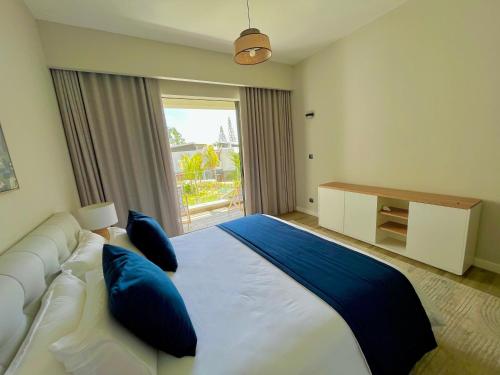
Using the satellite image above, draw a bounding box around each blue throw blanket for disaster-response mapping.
[218,215,436,375]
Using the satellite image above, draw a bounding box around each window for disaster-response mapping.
[163,98,244,232]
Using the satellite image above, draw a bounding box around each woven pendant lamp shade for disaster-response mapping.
[234,28,272,65]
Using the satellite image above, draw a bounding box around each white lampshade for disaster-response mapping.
[77,202,118,230]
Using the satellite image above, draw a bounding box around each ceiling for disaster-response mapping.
[24,0,407,65]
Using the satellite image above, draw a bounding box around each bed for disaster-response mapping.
[1,213,438,375]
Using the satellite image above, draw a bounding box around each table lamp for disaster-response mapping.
[77,202,118,240]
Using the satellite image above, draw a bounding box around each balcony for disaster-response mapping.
[181,202,244,232]
[178,178,244,232]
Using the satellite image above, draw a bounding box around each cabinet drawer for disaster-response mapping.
[344,192,377,243]
[318,188,345,233]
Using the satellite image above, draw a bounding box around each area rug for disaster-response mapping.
[288,220,500,374]
[407,266,500,374]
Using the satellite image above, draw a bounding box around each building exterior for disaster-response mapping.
[171,142,239,180]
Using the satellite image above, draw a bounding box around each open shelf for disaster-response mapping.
[379,221,408,237]
[376,237,406,253]
[379,207,408,220]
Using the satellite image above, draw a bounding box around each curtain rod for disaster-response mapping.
[48,66,292,92]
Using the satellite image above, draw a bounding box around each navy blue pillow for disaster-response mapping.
[126,210,178,271]
[102,244,197,357]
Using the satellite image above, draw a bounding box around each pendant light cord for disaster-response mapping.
[246,0,251,29]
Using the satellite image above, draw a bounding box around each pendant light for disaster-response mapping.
[234,0,272,65]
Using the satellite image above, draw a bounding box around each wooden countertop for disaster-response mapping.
[319,182,481,209]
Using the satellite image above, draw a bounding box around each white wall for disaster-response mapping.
[160,80,239,100]
[37,21,293,90]
[292,0,500,267]
[0,0,79,253]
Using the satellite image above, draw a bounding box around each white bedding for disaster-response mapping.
[154,225,372,375]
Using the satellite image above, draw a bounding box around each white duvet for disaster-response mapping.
[154,223,372,375]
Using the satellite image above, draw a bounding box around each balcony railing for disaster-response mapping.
[177,174,244,232]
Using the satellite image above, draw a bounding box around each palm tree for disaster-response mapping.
[229,150,241,183]
[203,145,220,171]
[180,153,205,196]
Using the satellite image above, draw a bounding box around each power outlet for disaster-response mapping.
[309,198,314,203]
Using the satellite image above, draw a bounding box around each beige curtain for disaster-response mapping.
[239,87,296,215]
[51,70,183,236]
[51,70,106,205]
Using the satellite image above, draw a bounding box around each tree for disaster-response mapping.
[227,117,237,143]
[168,127,186,146]
[203,145,220,170]
[217,125,228,145]
[180,153,204,181]
[179,152,205,200]
[229,150,241,183]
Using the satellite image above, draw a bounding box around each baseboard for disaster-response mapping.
[295,206,318,217]
[473,258,500,274]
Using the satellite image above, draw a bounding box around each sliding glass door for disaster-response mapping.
[163,98,244,232]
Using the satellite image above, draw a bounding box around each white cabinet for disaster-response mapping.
[318,187,344,233]
[343,192,378,243]
[406,202,481,275]
[317,182,481,275]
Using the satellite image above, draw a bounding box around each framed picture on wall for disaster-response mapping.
[0,124,19,193]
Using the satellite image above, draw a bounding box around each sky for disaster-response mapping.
[164,108,238,145]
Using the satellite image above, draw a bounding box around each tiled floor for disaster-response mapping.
[182,206,244,233]
[279,211,500,298]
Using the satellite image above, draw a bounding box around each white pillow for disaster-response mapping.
[5,272,85,375]
[61,230,105,279]
[50,270,157,375]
